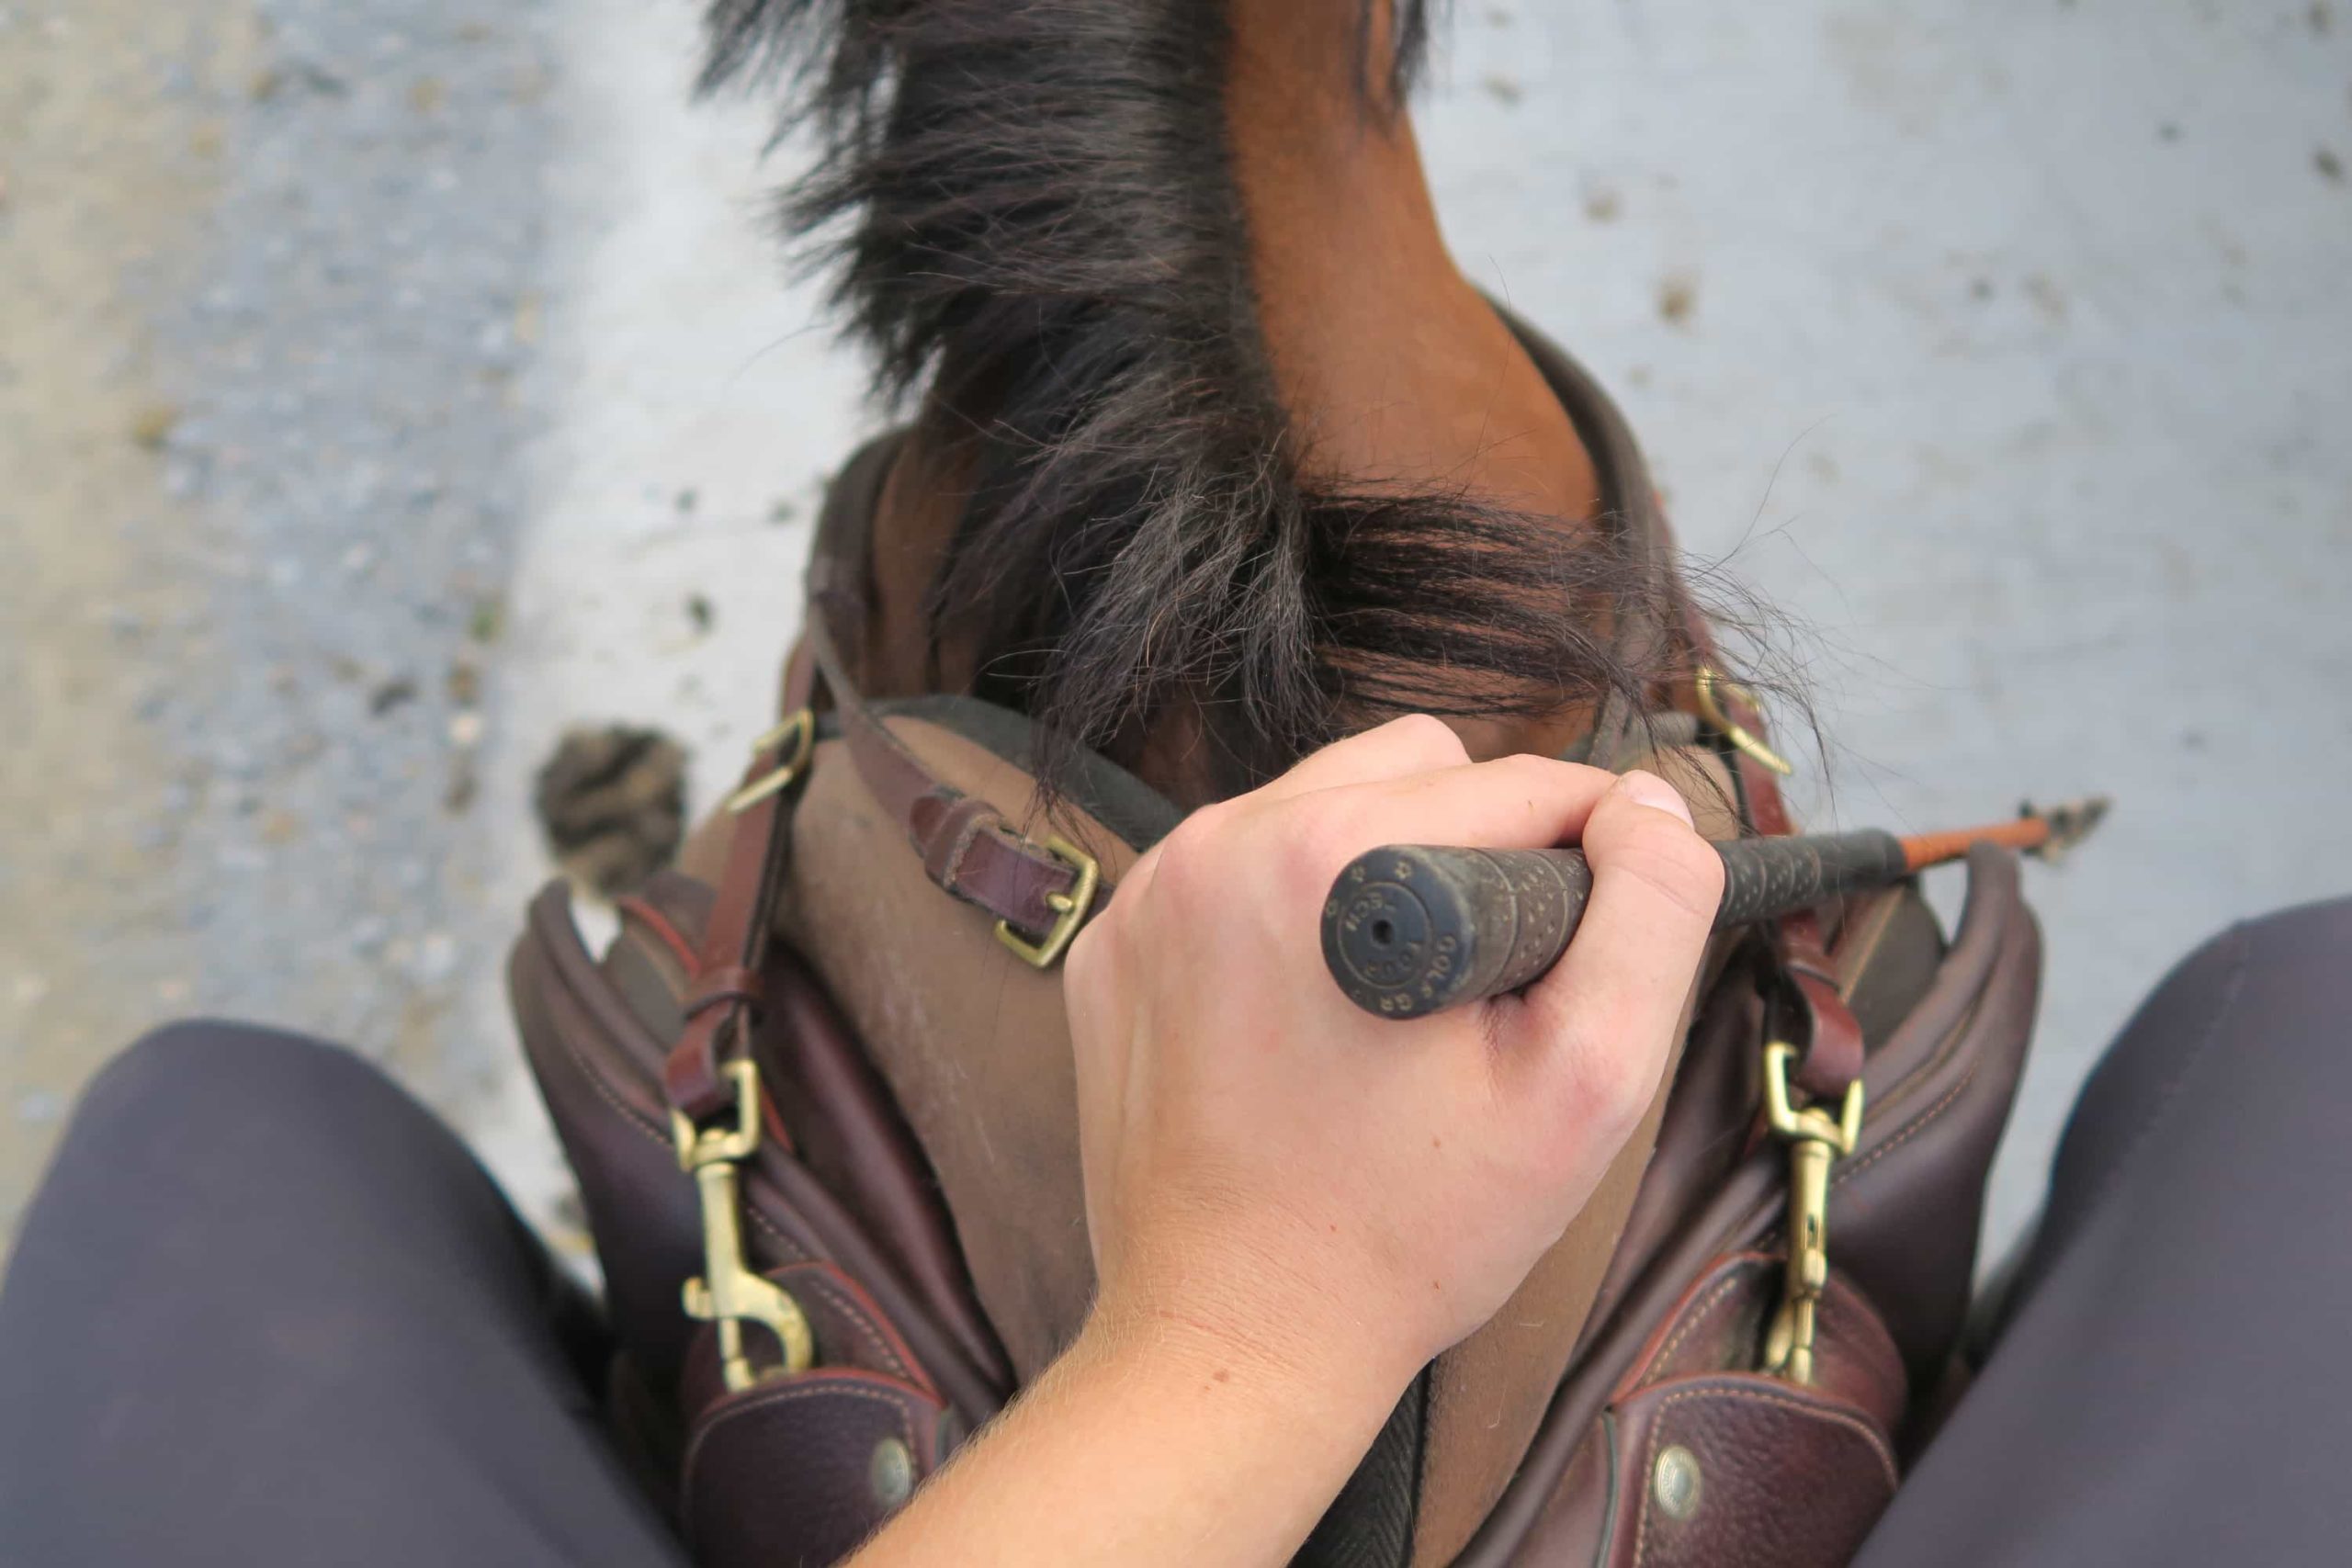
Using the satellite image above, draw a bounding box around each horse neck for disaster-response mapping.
[1226,0,1599,529]
[839,0,1612,801]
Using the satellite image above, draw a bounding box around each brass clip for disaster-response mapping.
[724,707,817,815]
[1759,1041,1863,1384]
[671,1058,815,1390]
[1694,665,1795,777]
[994,833,1102,970]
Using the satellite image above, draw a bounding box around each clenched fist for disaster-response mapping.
[1063,715,1724,1399]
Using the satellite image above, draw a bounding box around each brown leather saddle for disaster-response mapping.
[508,317,2040,1567]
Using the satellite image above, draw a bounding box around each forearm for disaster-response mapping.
[852,1314,1406,1568]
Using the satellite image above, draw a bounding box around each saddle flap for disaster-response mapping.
[776,709,1148,1383]
[1460,841,2041,1565]
[1551,1260,1905,1568]
[506,869,1011,1424]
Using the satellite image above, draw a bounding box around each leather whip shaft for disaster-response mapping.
[1321,830,1909,1020]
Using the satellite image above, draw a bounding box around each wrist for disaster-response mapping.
[1074,1289,1417,1446]
[855,1290,1424,1565]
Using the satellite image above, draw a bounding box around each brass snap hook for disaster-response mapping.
[672,1059,815,1388]
[1759,1041,1863,1384]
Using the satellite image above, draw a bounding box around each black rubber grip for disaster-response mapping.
[1321,830,1907,1020]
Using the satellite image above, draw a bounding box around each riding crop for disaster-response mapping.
[1321,800,2109,1020]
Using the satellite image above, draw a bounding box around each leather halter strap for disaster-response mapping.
[1504,303,1864,1100]
[799,439,1094,941]
[662,680,811,1121]
[1496,301,1674,772]
[661,436,1091,1122]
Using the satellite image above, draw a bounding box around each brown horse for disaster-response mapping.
[699,0,1690,810]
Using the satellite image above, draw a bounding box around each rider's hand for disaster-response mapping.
[1062,715,1723,1405]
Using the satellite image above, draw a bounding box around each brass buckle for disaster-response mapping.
[671,1058,815,1390]
[723,707,817,815]
[1758,1041,1863,1384]
[993,833,1101,970]
[1693,666,1794,777]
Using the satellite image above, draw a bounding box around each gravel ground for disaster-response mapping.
[1,0,560,1232]
[131,0,558,1093]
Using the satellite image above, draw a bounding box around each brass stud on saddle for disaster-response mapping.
[869,1437,915,1508]
[1652,1444,1704,1522]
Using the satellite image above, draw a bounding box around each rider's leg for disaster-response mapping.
[1854,897,2352,1566]
[0,1021,685,1568]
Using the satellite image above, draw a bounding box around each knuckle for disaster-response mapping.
[1065,914,1113,988]
[1379,711,1470,769]
[1512,985,1672,1146]
[1277,806,1368,896]
[1169,798,1235,848]
[1159,796,1359,922]
[1487,751,1590,801]
[1148,811,1228,913]
[1063,931,1109,1023]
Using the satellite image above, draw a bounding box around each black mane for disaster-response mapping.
[701,0,1690,795]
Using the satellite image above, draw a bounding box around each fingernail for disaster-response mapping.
[1618,769,1694,828]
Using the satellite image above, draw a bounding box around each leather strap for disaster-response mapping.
[1498,301,1678,775]
[661,438,1096,1125]
[1719,715,1863,1096]
[797,435,1093,936]
[1674,608,1865,1100]
[662,705,812,1122]
[1512,307,1868,1096]
[1740,791,1864,1099]
[1781,927,1864,1094]
[808,614,1088,938]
